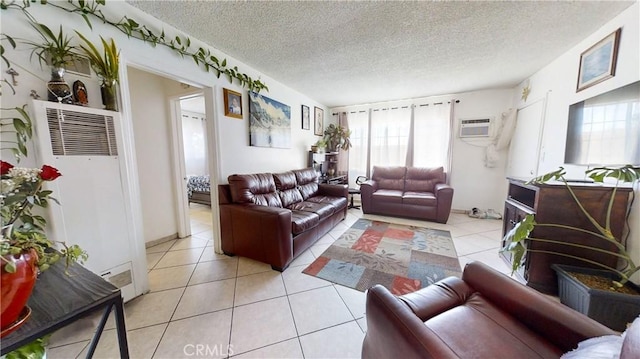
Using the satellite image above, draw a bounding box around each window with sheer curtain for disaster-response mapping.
[370,107,412,168]
[413,103,452,168]
[345,101,453,185]
[346,110,369,188]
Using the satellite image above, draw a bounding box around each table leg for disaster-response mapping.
[85,304,111,358]
[114,296,130,359]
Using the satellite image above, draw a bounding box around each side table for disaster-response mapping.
[1,260,129,358]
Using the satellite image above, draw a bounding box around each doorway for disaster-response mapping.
[175,94,213,239]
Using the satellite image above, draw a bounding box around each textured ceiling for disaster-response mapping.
[126,1,635,107]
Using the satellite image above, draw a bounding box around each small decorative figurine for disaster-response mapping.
[73,80,88,106]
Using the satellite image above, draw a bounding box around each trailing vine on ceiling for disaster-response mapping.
[0,0,268,92]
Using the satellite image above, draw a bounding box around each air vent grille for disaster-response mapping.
[46,108,118,156]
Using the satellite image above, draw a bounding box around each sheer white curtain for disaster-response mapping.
[413,102,452,173]
[181,112,208,175]
[347,110,369,188]
[370,106,411,170]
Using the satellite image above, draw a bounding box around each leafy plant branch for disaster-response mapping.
[0,105,33,161]
[0,0,268,92]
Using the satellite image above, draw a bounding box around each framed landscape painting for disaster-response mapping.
[248,92,291,148]
[576,28,621,92]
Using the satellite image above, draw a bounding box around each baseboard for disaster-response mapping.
[145,233,179,248]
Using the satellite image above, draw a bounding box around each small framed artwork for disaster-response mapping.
[576,28,621,92]
[223,88,243,119]
[301,105,310,130]
[314,106,324,136]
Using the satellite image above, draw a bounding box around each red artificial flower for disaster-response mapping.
[40,165,62,181]
[0,160,14,175]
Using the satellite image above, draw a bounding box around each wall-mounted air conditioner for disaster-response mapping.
[459,118,492,138]
[30,100,146,302]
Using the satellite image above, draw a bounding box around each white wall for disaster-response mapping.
[127,67,179,243]
[509,3,640,283]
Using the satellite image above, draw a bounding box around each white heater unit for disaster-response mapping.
[459,118,491,138]
[31,100,144,302]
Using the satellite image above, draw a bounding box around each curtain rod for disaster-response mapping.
[332,99,460,115]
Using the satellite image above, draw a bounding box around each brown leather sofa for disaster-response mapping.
[218,168,348,271]
[360,166,453,223]
[362,261,639,359]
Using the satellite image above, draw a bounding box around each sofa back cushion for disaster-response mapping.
[293,168,319,200]
[372,166,407,191]
[273,171,304,207]
[405,167,445,193]
[228,173,283,207]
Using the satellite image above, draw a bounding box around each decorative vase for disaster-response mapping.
[100,82,118,111]
[47,67,73,105]
[1,249,38,337]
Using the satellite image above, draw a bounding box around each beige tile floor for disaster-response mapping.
[47,204,511,358]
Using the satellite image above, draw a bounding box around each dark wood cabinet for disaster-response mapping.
[500,178,631,294]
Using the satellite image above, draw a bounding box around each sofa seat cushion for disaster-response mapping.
[372,189,403,203]
[403,191,437,206]
[288,201,335,220]
[306,195,348,211]
[291,210,320,235]
[424,294,563,358]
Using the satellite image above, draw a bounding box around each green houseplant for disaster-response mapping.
[75,32,120,111]
[501,165,640,330]
[323,124,351,152]
[24,23,77,104]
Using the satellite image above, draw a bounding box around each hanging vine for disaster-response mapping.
[0,0,268,92]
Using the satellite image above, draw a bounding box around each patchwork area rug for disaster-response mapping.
[303,219,461,295]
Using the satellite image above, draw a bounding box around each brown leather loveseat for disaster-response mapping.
[362,261,639,358]
[218,168,348,271]
[360,166,453,223]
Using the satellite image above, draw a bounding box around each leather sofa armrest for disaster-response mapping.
[360,180,377,213]
[434,183,454,223]
[318,183,348,199]
[462,261,616,352]
[399,276,474,320]
[362,285,461,359]
[219,203,293,270]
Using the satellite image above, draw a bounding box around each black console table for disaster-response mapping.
[1,260,129,358]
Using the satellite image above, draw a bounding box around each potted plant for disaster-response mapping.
[1,109,87,338]
[501,165,640,331]
[75,32,120,111]
[24,23,76,104]
[312,139,328,153]
[323,124,351,152]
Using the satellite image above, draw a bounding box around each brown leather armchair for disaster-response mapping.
[362,261,635,359]
[360,166,453,223]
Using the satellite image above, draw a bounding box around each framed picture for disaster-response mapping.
[314,106,324,136]
[248,91,291,148]
[576,28,621,92]
[301,105,310,130]
[223,88,243,119]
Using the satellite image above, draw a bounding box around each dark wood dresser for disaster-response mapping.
[500,178,632,294]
